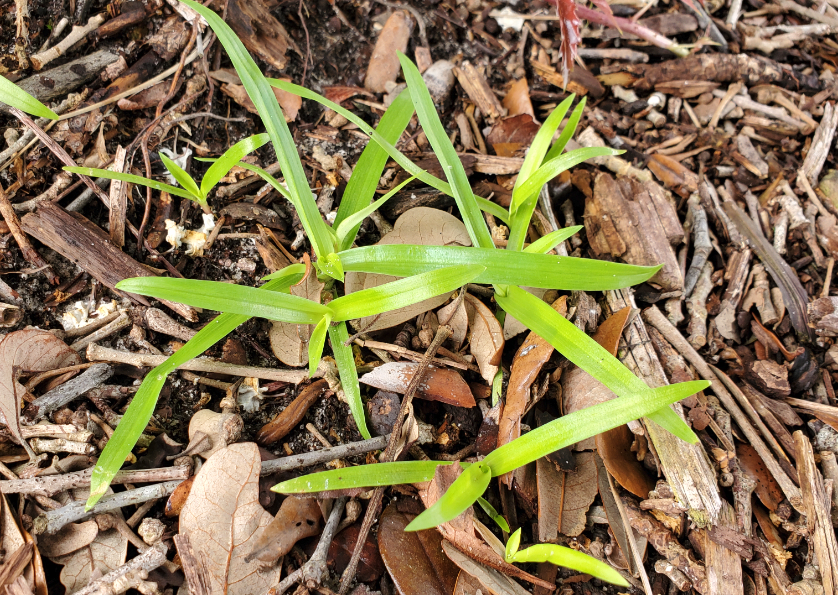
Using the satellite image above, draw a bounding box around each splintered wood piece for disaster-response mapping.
[701,501,743,595]
[226,0,300,72]
[365,11,413,93]
[108,146,127,248]
[21,203,197,321]
[453,62,505,121]
[529,59,605,98]
[0,184,58,284]
[609,292,722,524]
[585,173,684,291]
[256,379,330,446]
[174,534,212,595]
[794,431,838,594]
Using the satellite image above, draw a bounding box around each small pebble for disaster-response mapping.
[422,60,456,104]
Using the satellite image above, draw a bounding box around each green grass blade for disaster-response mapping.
[329,264,484,321]
[510,544,628,587]
[544,97,587,164]
[524,226,583,254]
[506,529,522,561]
[338,245,659,290]
[508,147,617,251]
[477,496,510,532]
[335,176,415,247]
[398,53,493,249]
[115,277,331,324]
[159,153,202,200]
[234,161,293,201]
[514,94,574,196]
[483,379,706,477]
[273,460,450,493]
[0,77,59,119]
[268,80,510,226]
[405,460,492,531]
[496,285,698,441]
[328,321,370,439]
[88,265,305,509]
[308,315,330,378]
[181,0,334,259]
[336,90,414,250]
[63,167,196,200]
[201,133,269,198]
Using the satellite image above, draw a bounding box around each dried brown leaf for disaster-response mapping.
[464,294,504,385]
[359,362,475,407]
[179,443,282,595]
[345,208,471,332]
[37,521,98,558]
[558,451,599,537]
[0,330,80,454]
[438,296,468,351]
[499,297,568,477]
[502,79,535,118]
[596,424,654,499]
[269,272,324,367]
[737,443,783,512]
[442,541,530,595]
[378,504,459,595]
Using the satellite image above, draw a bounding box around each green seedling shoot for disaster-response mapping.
[10,0,710,512]
[504,528,629,587]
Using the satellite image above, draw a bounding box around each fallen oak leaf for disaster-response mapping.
[360,362,476,408]
[0,329,81,458]
[464,294,504,386]
[179,443,282,595]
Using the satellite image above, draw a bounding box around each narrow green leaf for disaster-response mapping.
[319,253,345,283]
[335,89,414,250]
[335,176,415,246]
[0,77,59,119]
[234,161,293,201]
[477,496,509,533]
[510,543,628,587]
[398,53,493,250]
[308,315,330,378]
[115,277,332,324]
[514,94,574,196]
[329,265,484,321]
[63,167,196,200]
[508,147,617,251]
[406,460,491,531]
[273,461,450,493]
[496,286,699,442]
[339,245,659,291]
[201,133,269,198]
[505,528,522,562]
[268,80,511,226]
[524,226,583,254]
[483,380,706,478]
[328,321,370,439]
[159,153,202,200]
[88,265,305,509]
[543,97,587,164]
[181,0,335,259]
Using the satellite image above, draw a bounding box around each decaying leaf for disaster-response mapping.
[499,297,567,465]
[737,443,783,511]
[179,443,282,595]
[329,522,385,583]
[596,424,654,499]
[53,490,127,593]
[269,271,325,367]
[359,362,476,407]
[558,451,599,537]
[244,496,322,567]
[378,504,459,595]
[562,307,631,451]
[37,521,99,558]
[502,78,535,118]
[464,294,504,385]
[345,207,471,332]
[438,294,469,351]
[0,329,81,455]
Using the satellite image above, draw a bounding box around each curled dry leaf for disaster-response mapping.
[179,443,282,595]
[464,294,504,385]
[595,424,654,499]
[256,379,331,445]
[438,294,469,351]
[245,496,322,567]
[53,490,127,593]
[360,363,476,408]
[345,207,471,332]
[269,271,325,367]
[0,329,81,455]
[499,296,568,472]
[187,409,244,459]
[165,475,195,517]
[503,78,535,118]
[378,503,460,595]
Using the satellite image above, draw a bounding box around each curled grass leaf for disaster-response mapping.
[510,542,629,587]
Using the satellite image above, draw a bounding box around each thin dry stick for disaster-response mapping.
[339,324,452,595]
[0,183,57,283]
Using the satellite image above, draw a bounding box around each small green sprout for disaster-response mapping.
[476,496,509,533]
[505,528,629,587]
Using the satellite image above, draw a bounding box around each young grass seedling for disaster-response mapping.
[504,528,629,587]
